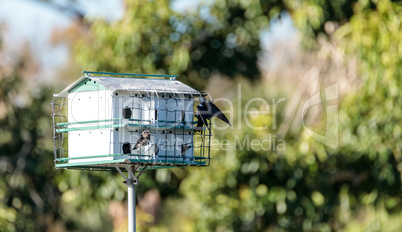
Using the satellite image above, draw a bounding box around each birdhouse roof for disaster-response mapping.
[56,74,201,97]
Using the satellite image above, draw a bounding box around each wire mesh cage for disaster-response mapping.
[51,72,212,171]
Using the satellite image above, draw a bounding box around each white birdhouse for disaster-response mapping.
[52,71,211,171]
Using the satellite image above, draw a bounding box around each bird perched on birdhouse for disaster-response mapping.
[196,97,231,132]
[132,130,151,150]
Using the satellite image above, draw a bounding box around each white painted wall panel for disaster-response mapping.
[68,128,113,163]
[68,90,113,124]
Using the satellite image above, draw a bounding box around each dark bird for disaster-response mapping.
[196,97,231,131]
[180,109,187,127]
[181,110,185,122]
[132,130,151,150]
[154,143,159,156]
[181,143,192,156]
[195,114,205,131]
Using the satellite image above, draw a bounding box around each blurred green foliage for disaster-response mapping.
[0,61,60,231]
[75,0,402,231]
[76,0,292,89]
[0,0,401,231]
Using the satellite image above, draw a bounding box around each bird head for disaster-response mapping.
[142,130,151,138]
[198,97,207,104]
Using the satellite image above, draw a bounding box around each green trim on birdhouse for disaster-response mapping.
[70,78,107,93]
[55,120,204,133]
[56,123,124,133]
[55,154,210,163]
[54,156,207,169]
[55,162,181,171]
[56,118,122,127]
[125,122,196,130]
[82,71,179,79]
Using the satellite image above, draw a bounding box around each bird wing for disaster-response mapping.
[195,113,204,127]
[155,144,159,156]
[132,141,140,150]
[181,110,185,122]
[181,143,192,155]
[194,114,205,133]
[196,105,209,129]
[208,102,232,126]
[132,134,144,150]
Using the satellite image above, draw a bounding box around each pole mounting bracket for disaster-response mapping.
[114,165,148,185]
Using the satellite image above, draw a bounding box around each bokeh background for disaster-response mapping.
[0,0,401,231]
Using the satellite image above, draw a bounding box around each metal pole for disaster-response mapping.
[128,167,136,232]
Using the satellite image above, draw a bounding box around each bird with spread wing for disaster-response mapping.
[195,97,231,132]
